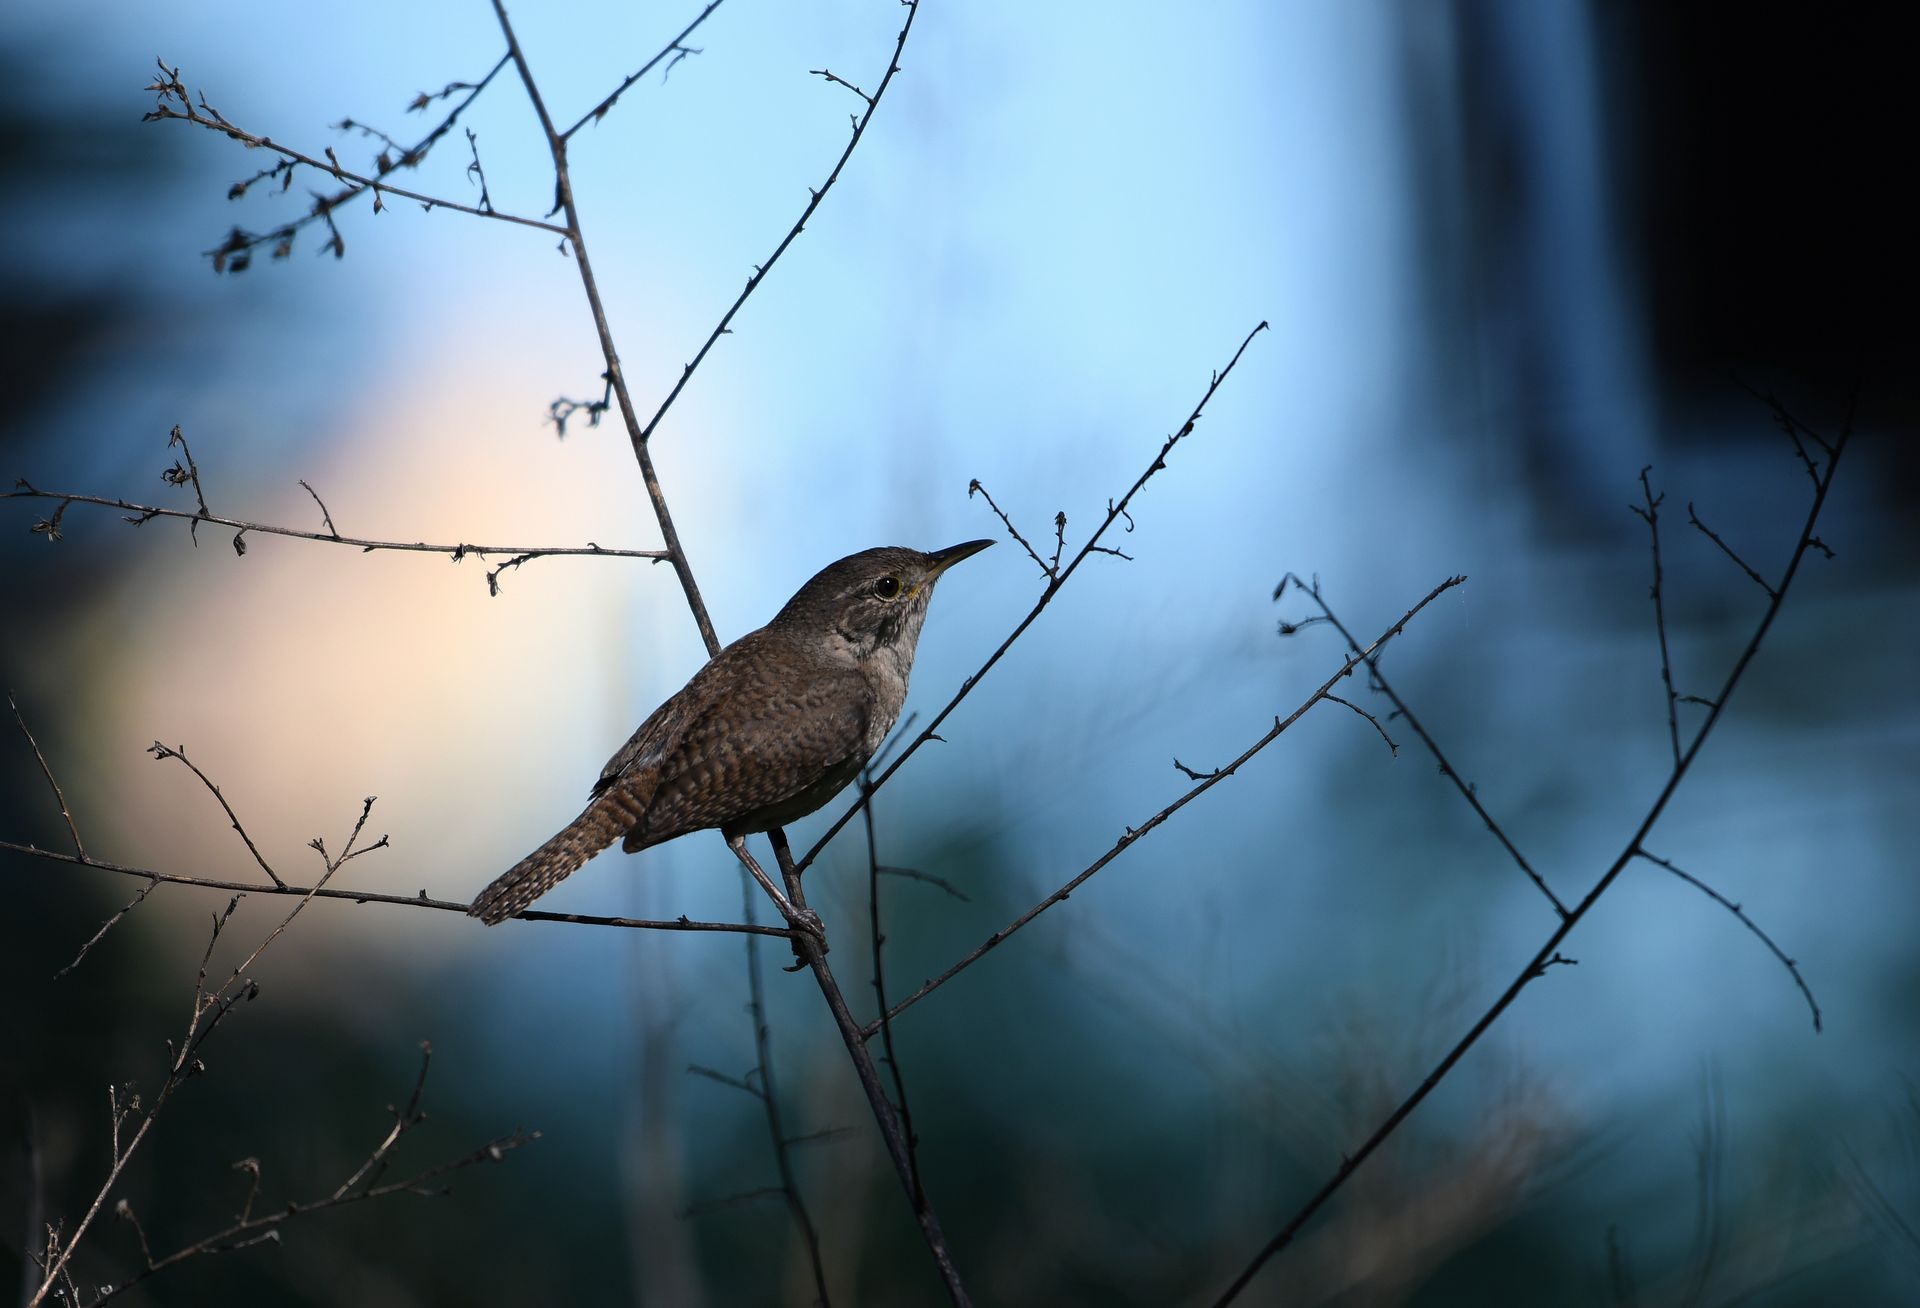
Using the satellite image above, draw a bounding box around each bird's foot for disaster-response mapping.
[782,904,828,963]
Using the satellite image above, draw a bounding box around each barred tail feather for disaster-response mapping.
[470,799,627,925]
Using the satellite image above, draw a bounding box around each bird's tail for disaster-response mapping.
[470,799,628,926]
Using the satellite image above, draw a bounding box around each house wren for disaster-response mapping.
[469,539,993,927]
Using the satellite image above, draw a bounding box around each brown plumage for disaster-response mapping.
[469,539,992,925]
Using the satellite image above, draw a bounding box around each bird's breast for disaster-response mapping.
[862,645,914,754]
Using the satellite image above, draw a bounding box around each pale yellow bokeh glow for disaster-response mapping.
[52,330,714,976]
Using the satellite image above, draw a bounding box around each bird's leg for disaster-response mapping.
[727,833,827,953]
[764,828,823,969]
[767,827,804,898]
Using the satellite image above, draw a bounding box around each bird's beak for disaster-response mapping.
[924,538,995,580]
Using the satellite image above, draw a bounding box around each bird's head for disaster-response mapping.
[773,539,994,662]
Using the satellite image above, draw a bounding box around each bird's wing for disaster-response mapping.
[590,635,763,800]
[592,690,692,800]
[626,659,872,848]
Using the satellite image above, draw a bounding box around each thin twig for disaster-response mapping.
[163,425,212,542]
[1686,503,1776,599]
[1281,575,1570,917]
[965,480,1051,578]
[810,68,874,107]
[5,484,666,590]
[1635,849,1821,1032]
[90,1124,536,1305]
[1323,694,1398,757]
[795,321,1271,876]
[563,0,729,138]
[628,1,925,450]
[147,743,286,889]
[38,828,388,1304]
[195,53,511,271]
[0,841,794,938]
[1211,419,1849,1306]
[56,880,160,979]
[862,774,923,1204]
[296,480,340,538]
[769,835,972,1307]
[8,691,84,857]
[738,880,832,1306]
[861,575,1465,1037]
[686,1063,762,1099]
[1632,467,1684,767]
[143,61,566,242]
[491,0,724,655]
[879,865,969,903]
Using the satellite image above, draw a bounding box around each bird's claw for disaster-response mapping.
[784,905,828,958]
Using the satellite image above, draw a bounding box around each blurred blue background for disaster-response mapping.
[3,2,1916,1303]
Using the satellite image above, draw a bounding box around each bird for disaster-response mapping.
[469,538,993,929]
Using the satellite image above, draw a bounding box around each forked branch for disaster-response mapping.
[1211,409,1850,1306]
[859,574,1465,1037]
[796,320,1272,875]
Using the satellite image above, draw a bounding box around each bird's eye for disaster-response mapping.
[872,576,902,600]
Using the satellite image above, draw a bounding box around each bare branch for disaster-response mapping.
[736,879,832,1305]
[6,483,667,592]
[162,425,212,541]
[1687,502,1777,599]
[1279,575,1570,917]
[685,1063,763,1100]
[626,1,926,453]
[810,67,875,107]
[1212,420,1851,1306]
[1632,467,1684,766]
[563,1,728,138]
[878,865,970,903]
[56,880,159,980]
[146,742,287,889]
[142,59,567,255]
[0,839,795,938]
[295,480,339,538]
[862,575,1465,1036]
[1635,848,1821,1031]
[8,691,85,858]
[89,1096,532,1307]
[965,480,1052,579]
[1322,694,1398,757]
[863,773,924,1205]
[767,832,972,1306]
[490,0,727,654]
[796,320,1272,876]
[462,128,494,214]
